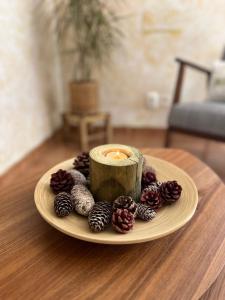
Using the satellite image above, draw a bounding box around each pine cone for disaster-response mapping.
[140,187,161,209]
[73,152,90,178]
[54,192,73,217]
[50,169,74,194]
[88,202,112,232]
[136,203,156,221]
[142,167,157,190]
[160,181,182,204]
[113,196,137,216]
[148,181,163,191]
[112,208,135,234]
[67,169,87,186]
[71,184,94,216]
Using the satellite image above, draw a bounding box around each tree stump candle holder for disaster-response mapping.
[90,144,143,202]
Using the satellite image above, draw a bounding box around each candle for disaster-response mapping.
[90,144,143,202]
[106,151,128,160]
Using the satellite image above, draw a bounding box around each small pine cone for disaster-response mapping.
[54,192,73,217]
[112,208,135,234]
[141,168,157,190]
[136,203,156,221]
[88,202,112,232]
[113,196,137,216]
[71,184,94,216]
[140,187,161,209]
[73,152,90,178]
[67,169,87,186]
[50,169,74,194]
[160,181,182,204]
[148,181,163,191]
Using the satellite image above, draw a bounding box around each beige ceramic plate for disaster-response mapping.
[34,155,198,244]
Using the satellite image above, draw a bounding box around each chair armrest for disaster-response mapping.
[175,58,212,76]
[172,58,212,105]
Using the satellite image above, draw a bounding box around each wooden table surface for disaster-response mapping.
[1,148,225,300]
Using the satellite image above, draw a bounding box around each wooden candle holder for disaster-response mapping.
[90,144,143,202]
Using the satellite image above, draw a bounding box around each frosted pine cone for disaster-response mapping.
[50,169,74,194]
[136,203,156,221]
[112,208,135,234]
[67,169,87,186]
[149,181,162,189]
[148,181,163,191]
[142,167,157,190]
[113,196,137,216]
[88,202,112,232]
[160,181,182,204]
[140,187,162,209]
[73,152,90,178]
[71,184,94,216]
[54,192,73,217]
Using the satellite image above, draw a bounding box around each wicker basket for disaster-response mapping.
[70,81,98,114]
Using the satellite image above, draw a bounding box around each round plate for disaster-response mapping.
[34,155,198,244]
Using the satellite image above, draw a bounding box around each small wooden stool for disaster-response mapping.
[62,112,113,151]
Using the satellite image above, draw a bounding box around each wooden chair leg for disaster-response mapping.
[165,128,172,148]
[80,118,89,152]
[105,114,113,144]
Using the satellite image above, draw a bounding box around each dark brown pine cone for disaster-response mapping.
[73,152,90,178]
[160,180,182,204]
[54,192,73,217]
[50,169,74,194]
[112,208,135,234]
[141,167,157,190]
[88,202,112,232]
[113,196,137,216]
[140,187,162,209]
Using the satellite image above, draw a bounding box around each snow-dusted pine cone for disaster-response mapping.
[88,202,112,232]
[160,181,182,204]
[112,208,135,234]
[140,187,162,209]
[67,169,87,186]
[141,167,157,190]
[50,169,74,194]
[113,196,137,216]
[148,181,163,191]
[54,192,73,217]
[71,184,94,216]
[136,203,156,221]
[73,152,90,178]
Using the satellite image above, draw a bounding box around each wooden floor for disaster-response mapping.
[1,128,225,299]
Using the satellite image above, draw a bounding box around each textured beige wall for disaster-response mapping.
[97,0,225,127]
[0,1,63,174]
[1,1,225,174]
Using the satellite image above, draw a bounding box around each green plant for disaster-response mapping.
[54,0,123,81]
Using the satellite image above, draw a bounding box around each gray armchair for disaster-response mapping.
[165,57,225,147]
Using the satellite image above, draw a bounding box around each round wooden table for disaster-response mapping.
[1,149,225,300]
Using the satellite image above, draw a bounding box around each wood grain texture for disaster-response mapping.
[1,137,225,300]
[90,144,143,202]
[201,266,225,300]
